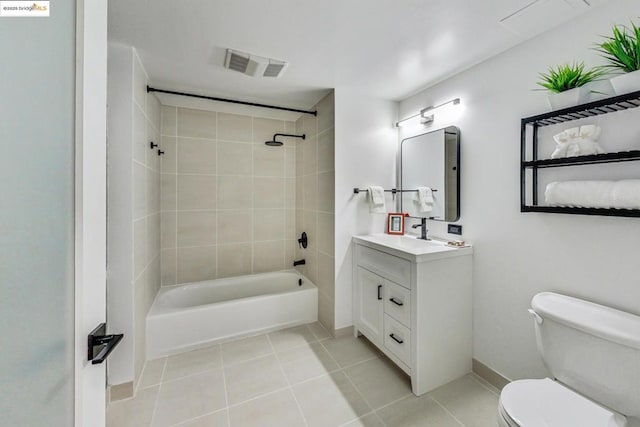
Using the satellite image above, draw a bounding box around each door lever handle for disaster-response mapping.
[88,323,123,365]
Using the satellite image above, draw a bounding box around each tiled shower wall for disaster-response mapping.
[159,108,298,285]
[295,91,335,331]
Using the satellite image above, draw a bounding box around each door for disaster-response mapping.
[355,267,384,343]
[0,1,108,425]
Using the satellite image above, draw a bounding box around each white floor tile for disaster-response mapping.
[321,336,379,368]
[376,394,462,427]
[428,374,499,427]
[292,372,371,427]
[163,345,222,382]
[221,334,273,366]
[278,342,340,385]
[268,325,317,352]
[138,358,167,389]
[152,369,227,427]
[344,357,412,409]
[228,389,306,427]
[224,354,288,405]
[175,409,229,426]
[341,413,385,427]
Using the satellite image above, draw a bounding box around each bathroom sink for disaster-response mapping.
[353,233,472,262]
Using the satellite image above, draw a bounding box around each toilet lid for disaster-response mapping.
[501,378,626,427]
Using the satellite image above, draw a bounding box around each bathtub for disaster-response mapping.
[146,270,318,358]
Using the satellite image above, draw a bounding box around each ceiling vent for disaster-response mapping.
[224,49,288,78]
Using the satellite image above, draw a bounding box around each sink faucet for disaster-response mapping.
[411,218,430,240]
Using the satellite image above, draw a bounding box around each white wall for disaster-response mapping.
[107,43,161,388]
[334,89,398,329]
[399,1,640,380]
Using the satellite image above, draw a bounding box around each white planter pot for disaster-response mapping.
[547,86,591,110]
[610,70,640,95]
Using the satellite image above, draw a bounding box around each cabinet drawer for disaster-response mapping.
[384,315,411,366]
[384,281,411,327]
[356,245,411,289]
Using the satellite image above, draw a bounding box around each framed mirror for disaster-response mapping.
[400,126,460,221]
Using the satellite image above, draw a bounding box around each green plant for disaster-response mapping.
[597,22,640,73]
[536,62,606,93]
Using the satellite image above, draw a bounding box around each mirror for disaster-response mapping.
[400,126,460,221]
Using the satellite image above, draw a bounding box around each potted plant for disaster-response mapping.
[597,22,640,95]
[537,62,606,110]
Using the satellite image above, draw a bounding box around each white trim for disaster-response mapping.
[74,0,108,425]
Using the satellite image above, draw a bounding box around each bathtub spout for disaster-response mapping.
[293,259,305,267]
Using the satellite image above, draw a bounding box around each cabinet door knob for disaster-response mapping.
[389,333,404,344]
[389,297,404,306]
[377,284,382,300]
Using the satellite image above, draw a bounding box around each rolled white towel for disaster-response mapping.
[611,180,640,210]
[368,186,386,214]
[545,181,615,209]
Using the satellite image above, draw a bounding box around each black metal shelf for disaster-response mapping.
[520,90,640,217]
[522,206,640,217]
[522,150,640,168]
[522,90,640,127]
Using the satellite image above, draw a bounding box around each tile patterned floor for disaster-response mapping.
[107,323,499,427]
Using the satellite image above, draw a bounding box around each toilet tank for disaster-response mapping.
[531,292,640,417]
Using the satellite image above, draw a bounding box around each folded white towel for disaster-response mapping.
[611,180,640,209]
[416,186,434,204]
[414,186,434,213]
[368,186,386,214]
[544,180,640,209]
[551,125,605,159]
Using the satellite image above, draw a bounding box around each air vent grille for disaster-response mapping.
[263,60,287,78]
[223,49,288,78]
[227,52,250,73]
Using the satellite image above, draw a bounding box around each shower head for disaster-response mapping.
[265,140,284,147]
[264,133,306,147]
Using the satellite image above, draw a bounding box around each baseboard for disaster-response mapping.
[108,381,134,402]
[333,325,353,338]
[472,359,510,391]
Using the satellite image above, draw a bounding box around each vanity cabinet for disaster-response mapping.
[353,235,473,396]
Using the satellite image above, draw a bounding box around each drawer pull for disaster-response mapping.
[389,333,404,344]
[389,297,404,306]
[377,284,382,300]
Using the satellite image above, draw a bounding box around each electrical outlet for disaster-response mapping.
[448,224,462,235]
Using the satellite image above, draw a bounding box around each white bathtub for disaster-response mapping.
[146,270,318,358]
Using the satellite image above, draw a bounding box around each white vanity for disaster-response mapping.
[352,233,473,396]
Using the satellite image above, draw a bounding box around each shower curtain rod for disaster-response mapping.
[146,86,318,116]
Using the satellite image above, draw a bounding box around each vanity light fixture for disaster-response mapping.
[395,97,461,127]
[420,98,461,123]
[395,111,429,128]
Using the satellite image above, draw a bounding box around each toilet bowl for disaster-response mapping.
[497,378,626,427]
[496,292,640,427]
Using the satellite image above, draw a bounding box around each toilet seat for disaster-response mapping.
[499,378,627,427]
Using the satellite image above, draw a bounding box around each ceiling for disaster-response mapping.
[108,0,605,110]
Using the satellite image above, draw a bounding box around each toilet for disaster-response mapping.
[497,292,640,427]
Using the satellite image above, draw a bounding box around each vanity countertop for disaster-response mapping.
[353,233,473,263]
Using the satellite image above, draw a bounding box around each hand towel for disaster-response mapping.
[611,180,640,210]
[551,125,604,159]
[414,186,434,213]
[368,186,386,214]
[545,181,615,208]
